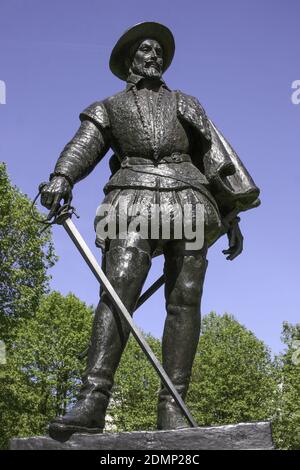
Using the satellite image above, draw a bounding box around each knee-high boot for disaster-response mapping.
[157,250,208,430]
[49,244,151,441]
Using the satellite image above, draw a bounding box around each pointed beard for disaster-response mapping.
[143,66,162,79]
[131,62,162,79]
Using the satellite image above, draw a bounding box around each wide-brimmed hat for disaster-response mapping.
[109,22,175,81]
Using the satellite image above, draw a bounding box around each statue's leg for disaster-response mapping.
[49,232,153,441]
[157,240,208,430]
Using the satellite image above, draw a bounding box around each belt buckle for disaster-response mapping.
[171,153,182,163]
[121,156,129,168]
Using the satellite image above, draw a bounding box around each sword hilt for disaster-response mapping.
[31,183,79,233]
[54,204,79,225]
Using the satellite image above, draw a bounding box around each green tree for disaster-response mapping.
[0,292,93,449]
[0,162,56,342]
[107,334,161,432]
[105,313,280,436]
[187,312,278,427]
[272,322,300,450]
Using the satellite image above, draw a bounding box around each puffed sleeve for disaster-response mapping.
[52,102,110,185]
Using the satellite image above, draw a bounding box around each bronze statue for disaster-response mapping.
[40,22,260,440]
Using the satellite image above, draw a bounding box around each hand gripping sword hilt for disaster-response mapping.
[31,182,79,233]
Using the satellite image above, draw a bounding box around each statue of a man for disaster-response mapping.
[40,22,260,440]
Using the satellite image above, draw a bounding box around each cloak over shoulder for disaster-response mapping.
[176,91,260,222]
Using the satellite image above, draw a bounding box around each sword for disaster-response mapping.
[52,207,198,428]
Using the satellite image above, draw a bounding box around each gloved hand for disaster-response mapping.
[222,217,244,261]
[40,176,72,220]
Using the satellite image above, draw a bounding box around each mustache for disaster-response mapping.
[145,60,162,71]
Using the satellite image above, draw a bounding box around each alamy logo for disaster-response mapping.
[291,80,300,105]
[0,340,6,365]
[291,340,300,366]
[0,80,6,104]
[95,197,205,251]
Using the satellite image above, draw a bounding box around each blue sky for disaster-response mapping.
[0,0,299,354]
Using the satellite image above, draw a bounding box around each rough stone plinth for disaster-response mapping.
[10,421,274,450]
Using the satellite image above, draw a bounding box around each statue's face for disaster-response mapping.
[130,39,163,79]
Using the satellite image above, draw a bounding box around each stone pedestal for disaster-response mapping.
[10,421,274,450]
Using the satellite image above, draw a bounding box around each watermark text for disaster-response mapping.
[0,80,6,104]
[0,340,6,365]
[291,80,300,105]
[95,197,205,250]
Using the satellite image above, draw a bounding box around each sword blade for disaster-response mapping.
[135,274,165,310]
[62,217,198,428]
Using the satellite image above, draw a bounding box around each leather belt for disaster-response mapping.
[121,153,191,168]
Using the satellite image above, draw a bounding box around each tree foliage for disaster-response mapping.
[0,162,56,342]
[108,313,279,435]
[1,303,299,449]
[272,322,300,450]
[106,333,161,432]
[0,292,93,449]
[187,312,278,427]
